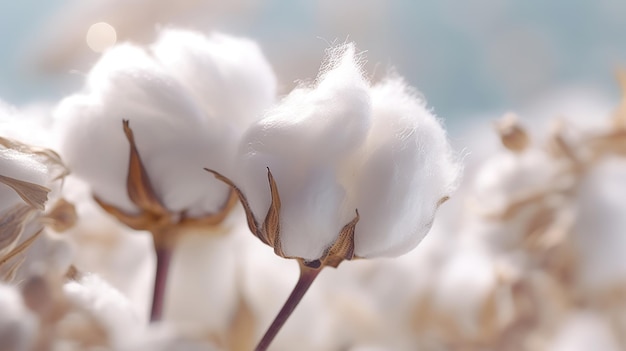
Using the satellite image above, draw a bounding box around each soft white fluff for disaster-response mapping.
[471,148,555,214]
[56,29,276,217]
[237,44,459,260]
[64,273,143,348]
[0,283,39,351]
[432,243,499,338]
[152,29,276,132]
[349,77,459,257]
[548,311,620,351]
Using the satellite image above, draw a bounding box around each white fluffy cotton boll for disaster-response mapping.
[348,77,459,257]
[9,231,76,281]
[237,45,371,260]
[572,157,626,294]
[471,148,555,214]
[0,283,39,351]
[152,29,277,132]
[56,43,231,216]
[547,311,620,351]
[431,243,507,340]
[64,273,144,348]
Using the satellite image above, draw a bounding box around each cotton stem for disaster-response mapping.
[254,262,322,351]
[149,228,176,322]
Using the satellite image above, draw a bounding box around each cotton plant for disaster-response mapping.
[207,43,460,350]
[55,28,277,321]
[428,77,626,350]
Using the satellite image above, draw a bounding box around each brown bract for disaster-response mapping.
[94,120,238,249]
[495,113,530,153]
[205,168,359,269]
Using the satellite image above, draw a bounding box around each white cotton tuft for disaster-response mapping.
[432,245,498,338]
[548,311,620,351]
[64,273,143,348]
[350,77,460,257]
[471,148,555,213]
[55,42,231,216]
[152,29,277,132]
[237,44,371,260]
[0,283,38,351]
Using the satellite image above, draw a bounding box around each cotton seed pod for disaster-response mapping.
[208,43,460,266]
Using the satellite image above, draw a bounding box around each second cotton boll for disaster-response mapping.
[233,44,460,262]
[55,29,276,218]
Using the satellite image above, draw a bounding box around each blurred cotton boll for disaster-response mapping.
[548,311,621,351]
[0,284,38,351]
[63,273,144,348]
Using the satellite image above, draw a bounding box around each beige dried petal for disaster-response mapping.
[205,168,260,236]
[1,254,25,282]
[43,198,78,232]
[0,203,36,254]
[0,136,69,181]
[322,210,359,268]
[0,174,50,210]
[123,120,169,215]
[495,113,530,153]
[263,168,283,256]
[0,228,43,268]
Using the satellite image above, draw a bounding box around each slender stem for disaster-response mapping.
[254,263,323,351]
[150,245,172,322]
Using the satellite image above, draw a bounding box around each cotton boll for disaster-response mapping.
[0,283,38,351]
[11,231,75,281]
[152,29,277,132]
[349,77,459,257]
[547,311,620,351]
[64,273,144,348]
[237,45,370,260]
[572,156,626,294]
[471,148,556,214]
[431,243,507,341]
[56,43,231,216]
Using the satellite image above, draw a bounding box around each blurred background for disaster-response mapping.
[1,0,626,127]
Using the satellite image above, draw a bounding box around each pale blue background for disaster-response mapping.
[1,0,625,122]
